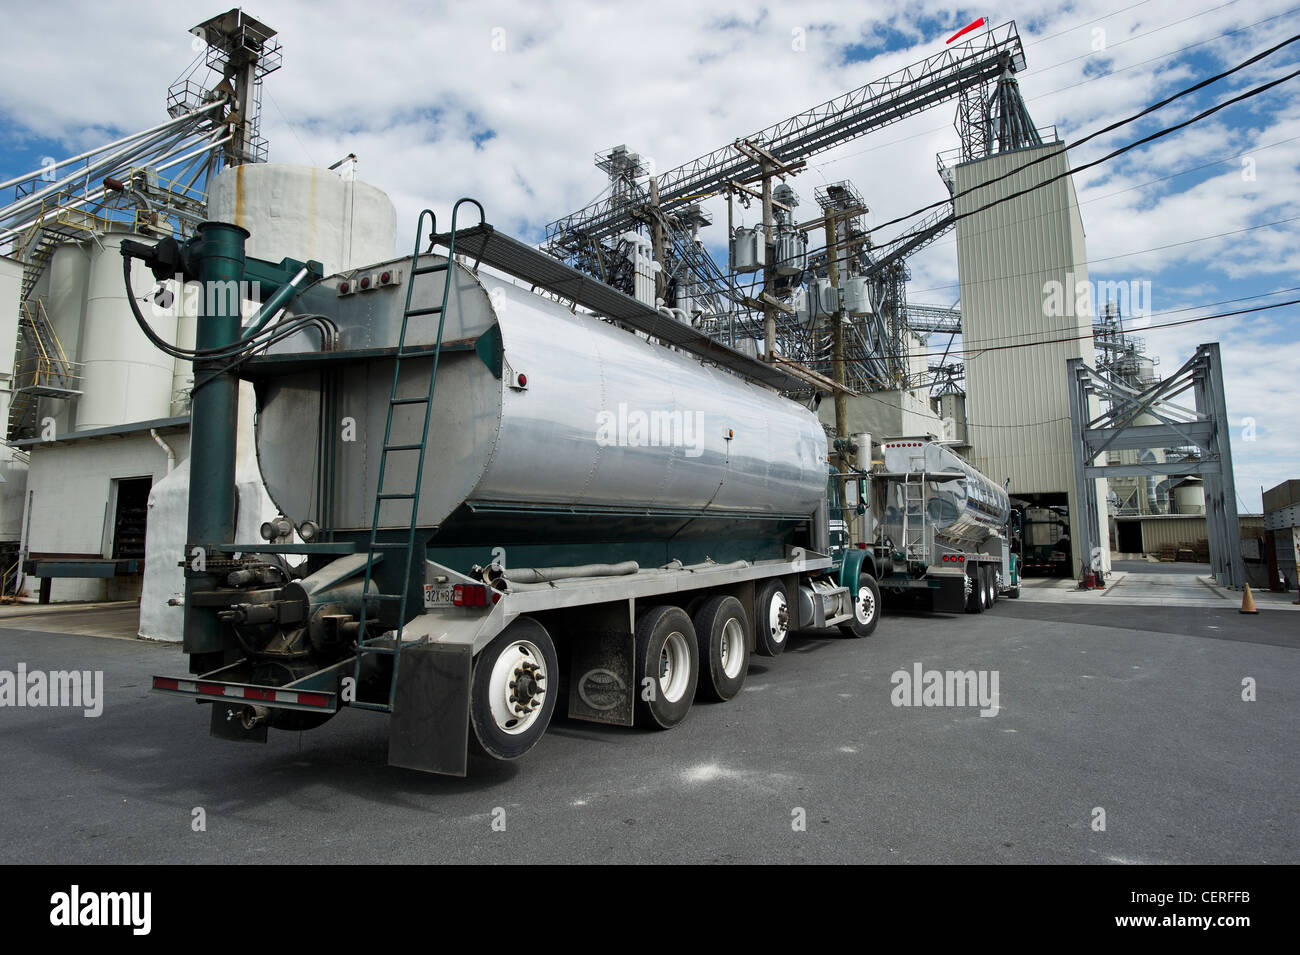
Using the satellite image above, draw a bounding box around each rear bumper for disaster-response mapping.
[152,659,347,714]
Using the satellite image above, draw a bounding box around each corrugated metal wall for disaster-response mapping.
[954,143,1109,573]
[1127,515,1264,552]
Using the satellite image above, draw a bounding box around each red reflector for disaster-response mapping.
[154,677,178,691]
[517,373,527,387]
[491,590,501,604]
[856,542,866,549]
[360,276,371,289]
[245,687,275,701]
[958,556,965,562]
[380,271,391,283]
[197,682,224,695]
[453,583,489,607]
[297,693,330,708]
[338,282,349,293]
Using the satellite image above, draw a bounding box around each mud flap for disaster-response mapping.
[387,643,472,777]
[566,630,635,727]
[933,576,967,614]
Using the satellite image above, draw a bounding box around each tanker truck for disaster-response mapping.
[129,204,882,777]
[860,436,1021,613]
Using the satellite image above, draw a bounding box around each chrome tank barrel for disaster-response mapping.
[253,255,828,533]
[881,439,1010,543]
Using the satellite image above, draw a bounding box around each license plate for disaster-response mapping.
[424,585,455,608]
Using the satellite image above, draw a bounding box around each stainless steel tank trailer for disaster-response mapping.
[868,437,1022,613]
[124,203,883,776]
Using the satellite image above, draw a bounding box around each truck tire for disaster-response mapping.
[839,572,881,638]
[468,617,559,760]
[964,566,984,614]
[984,566,996,608]
[634,605,699,729]
[753,579,790,656]
[693,595,749,701]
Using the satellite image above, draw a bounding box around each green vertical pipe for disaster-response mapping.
[183,222,249,661]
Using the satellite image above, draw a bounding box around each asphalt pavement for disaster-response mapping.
[1,592,1294,864]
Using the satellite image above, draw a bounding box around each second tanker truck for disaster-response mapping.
[131,203,883,777]
[851,436,1022,613]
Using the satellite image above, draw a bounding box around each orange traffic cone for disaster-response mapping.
[1239,583,1259,615]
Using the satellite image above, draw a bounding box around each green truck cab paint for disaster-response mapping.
[825,465,876,586]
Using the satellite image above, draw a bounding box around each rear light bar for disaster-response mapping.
[941,554,966,563]
[152,676,337,712]
[453,583,490,607]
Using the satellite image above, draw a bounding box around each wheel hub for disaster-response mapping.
[510,661,545,714]
[488,641,547,734]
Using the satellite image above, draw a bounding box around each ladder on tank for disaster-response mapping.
[350,198,486,712]
[901,472,928,562]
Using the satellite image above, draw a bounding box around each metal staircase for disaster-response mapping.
[15,192,107,301]
[7,299,81,440]
[350,198,486,712]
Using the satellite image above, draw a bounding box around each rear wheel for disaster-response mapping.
[469,617,558,760]
[839,572,881,638]
[753,580,790,656]
[693,595,749,701]
[634,605,699,729]
[984,566,996,608]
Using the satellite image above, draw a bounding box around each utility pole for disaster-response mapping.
[760,159,776,360]
[825,212,847,461]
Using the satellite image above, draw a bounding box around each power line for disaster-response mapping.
[811,297,1300,365]
[948,298,1300,361]
[814,5,1300,172]
[900,133,1300,260]
[1030,0,1242,78]
[905,213,1300,297]
[921,286,1300,355]
[1024,0,1154,47]
[867,32,1300,245]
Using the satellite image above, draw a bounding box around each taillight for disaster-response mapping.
[453,584,488,607]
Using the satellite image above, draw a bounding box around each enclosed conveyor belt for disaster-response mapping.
[429,223,808,394]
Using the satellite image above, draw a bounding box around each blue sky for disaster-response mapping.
[1,0,1297,509]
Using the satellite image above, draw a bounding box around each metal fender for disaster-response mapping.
[837,548,874,590]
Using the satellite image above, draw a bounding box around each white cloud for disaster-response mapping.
[2,0,1296,505]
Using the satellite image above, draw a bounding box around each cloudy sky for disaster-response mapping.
[2,0,1297,509]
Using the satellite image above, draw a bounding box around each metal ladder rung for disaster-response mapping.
[354,199,485,714]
